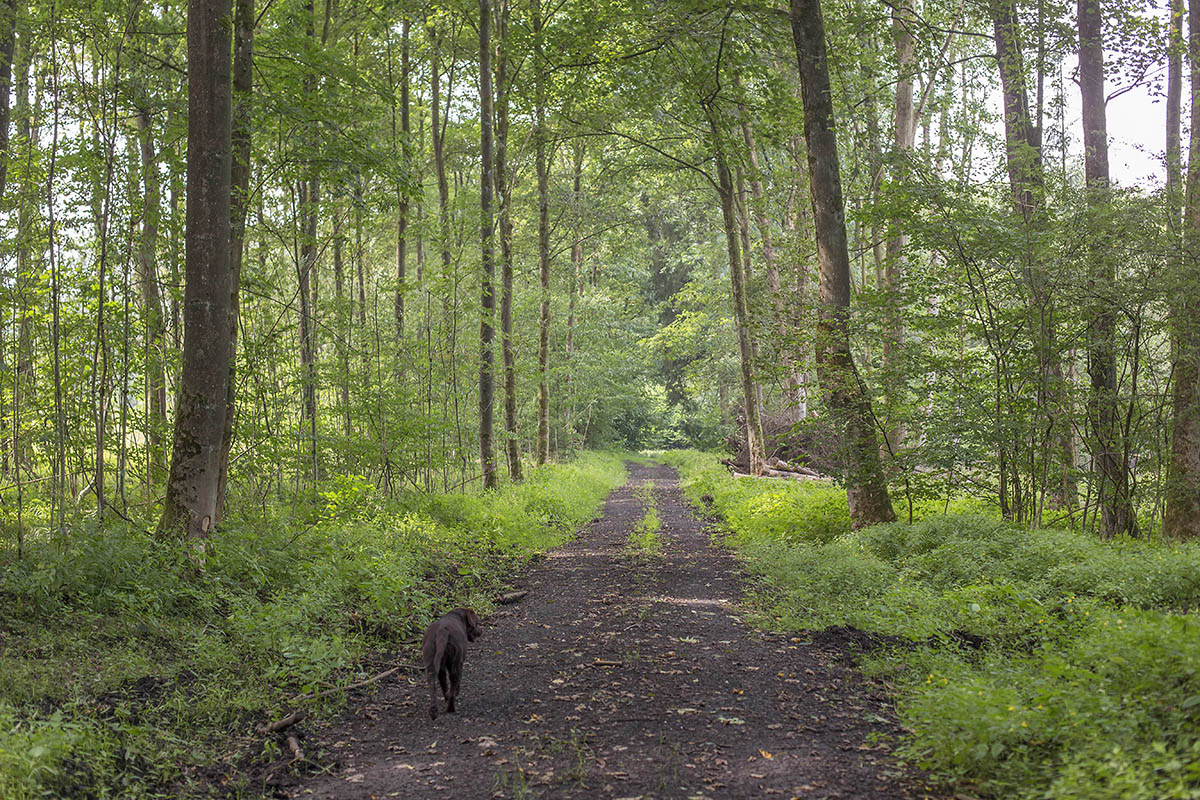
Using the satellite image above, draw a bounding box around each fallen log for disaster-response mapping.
[255,709,306,736]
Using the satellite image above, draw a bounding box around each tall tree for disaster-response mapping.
[215,0,254,522]
[790,0,896,526]
[534,0,551,466]
[0,0,17,202]
[1169,0,1200,538]
[159,0,234,539]
[495,0,522,480]
[478,0,499,489]
[1078,0,1135,537]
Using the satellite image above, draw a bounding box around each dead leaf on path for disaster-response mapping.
[759,749,774,759]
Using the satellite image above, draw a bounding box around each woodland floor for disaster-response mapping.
[255,462,940,799]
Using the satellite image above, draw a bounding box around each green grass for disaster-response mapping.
[660,449,1200,800]
[0,452,627,799]
[627,480,662,558]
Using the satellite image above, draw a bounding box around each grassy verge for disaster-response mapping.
[660,449,1200,800]
[0,452,626,799]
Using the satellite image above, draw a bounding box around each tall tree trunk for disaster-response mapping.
[298,178,319,487]
[215,0,252,523]
[1167,0,1200,538]
[712,139,765,476]
[0,0,17,202]
[135,109,168,486]
[564,141,584,449]
[790,0,896,526]
[534,0,551,466]
[991,0,1075,520]
[159,0,233,540]
[495,0,522,480]
[881,0,916,451]
[478,0,498,489]
[12,30,33,474]
[740,109,801,411]
[395,19,410,358]
[1078,0,1136,537]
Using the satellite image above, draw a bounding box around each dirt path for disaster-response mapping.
[265,462,934,799]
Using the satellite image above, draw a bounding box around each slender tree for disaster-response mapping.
[478,0,499,489]
[1169,0,1200,538]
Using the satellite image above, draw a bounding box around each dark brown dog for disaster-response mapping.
[421,608,482,720]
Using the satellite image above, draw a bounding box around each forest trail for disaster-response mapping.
[265,462,935,799]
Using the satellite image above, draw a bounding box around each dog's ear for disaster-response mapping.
[466,609,482,641]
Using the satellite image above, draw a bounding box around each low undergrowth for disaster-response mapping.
[0,452,626,799]
[661,449,1200,800]
[627,481,662,559]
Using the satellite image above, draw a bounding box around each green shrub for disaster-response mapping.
[0,451,627,798]
[665,448,1200,800]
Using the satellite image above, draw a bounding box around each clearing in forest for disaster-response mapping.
[263,462,936,799]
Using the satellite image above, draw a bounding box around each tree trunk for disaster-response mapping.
[564,141,584,450]
[159,0,233,540]
[534,0,551,466]
[991,0,1076,520]
[1167,0,1200,538]
[0,0,17,202]
[495,0,522,480]
[215,0,252,523]
[713,146,765,477]
[1079,0,1136,537]
[740,109,801,408]
[395,19,409,358]
[881,0,916,452]
[790,0,896,526]
[135,109,168,487]
[478,0,498,489]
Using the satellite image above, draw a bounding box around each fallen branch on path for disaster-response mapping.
[285,733,305,762]
[496,590,528,605]
[590,659,623,668]
[255,709,306,735]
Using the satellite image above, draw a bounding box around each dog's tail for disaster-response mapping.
[427,631,448,720]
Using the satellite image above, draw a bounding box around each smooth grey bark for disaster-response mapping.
[1167,0,1200,538]
[135,109,167,484]
[159,0,234,540]
[215,0,252,524]
[1078,0,1136,537]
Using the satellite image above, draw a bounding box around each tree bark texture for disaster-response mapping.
[495,0,522,481]
[135,110,168,484]
[881,0,916,452]
[790,0,896,527]
[714,148,765,477]
[1167,0,1200,538]
[478,0,499,489]
[534,0,551,466]
[216,0,253,523]
[159,0,234,540]
[1078,0,1136,537]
